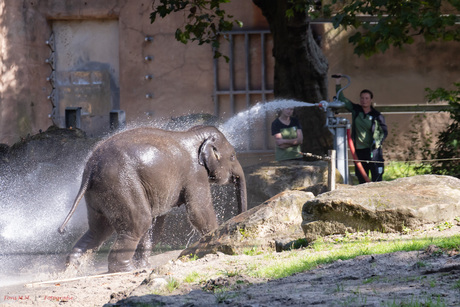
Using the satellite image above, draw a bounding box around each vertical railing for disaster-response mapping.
[213,30,274,152]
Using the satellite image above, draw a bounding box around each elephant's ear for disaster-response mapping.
[198,136,220,170]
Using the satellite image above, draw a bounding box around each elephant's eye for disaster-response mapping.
[230,154,235,161]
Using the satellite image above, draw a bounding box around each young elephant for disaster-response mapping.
[58,126,247,273]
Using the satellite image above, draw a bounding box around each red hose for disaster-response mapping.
[347,128,371,183]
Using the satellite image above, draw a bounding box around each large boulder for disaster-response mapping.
[302,175,460,242]
[180,190,315,258]
[244,160,338,210]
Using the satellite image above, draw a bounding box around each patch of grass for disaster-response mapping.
[434,221,454,231]
[363,276,381,284]
[165,277,180,293]
[247,235,460,280]
[415,261,427,268]
[179,254,198,262]
[220,268,240,278]
[184,271,202,283]
[334,282,345,293]
[451,279,460,291]
[385,294,446,306]
[238,227,255,240]
[383,162,432,181]
[242,246,262,256]
[213,288,238,304]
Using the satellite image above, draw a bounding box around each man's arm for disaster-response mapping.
[335,76,353,111]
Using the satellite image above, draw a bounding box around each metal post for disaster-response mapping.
[334,120,349,184]
[328,149,336,191]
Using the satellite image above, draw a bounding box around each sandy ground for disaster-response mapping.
[1,227,460,307]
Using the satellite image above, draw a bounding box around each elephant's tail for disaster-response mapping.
[58,172,90,234]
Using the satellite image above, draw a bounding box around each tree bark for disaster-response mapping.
[253,0,332,155]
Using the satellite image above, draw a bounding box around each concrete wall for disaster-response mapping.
[0,1,458,164]
[0,0,263,143]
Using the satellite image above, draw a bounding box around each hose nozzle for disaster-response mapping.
[315,100,345,112]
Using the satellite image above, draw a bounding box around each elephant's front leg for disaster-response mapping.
[185,185,218,235]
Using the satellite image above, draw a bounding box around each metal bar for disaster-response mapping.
[261,32,269,150]
[245,33,250,108]
[377,104,452,114]
[213,53,219,117]
[212,29,277,153]
[244,33,251,151]
[229,34,235,115]
[261,32,267,103]
[222,30,270,35]
[311,15,460,25]
[328,150,336,191]
[336,104,451,114]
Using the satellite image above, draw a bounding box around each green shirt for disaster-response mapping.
[350,110,374,149]
[336,84,387,150]
[271,118,303,161]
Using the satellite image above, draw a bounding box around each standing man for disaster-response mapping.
[271,107,303,161]
[335,75,388,183]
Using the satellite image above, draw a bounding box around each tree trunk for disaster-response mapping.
[253,0,332,155]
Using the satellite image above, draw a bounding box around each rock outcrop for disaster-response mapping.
[301,175,460,242]
[180,190,315,257]
[244,160,339,209]
[180,175,460,258]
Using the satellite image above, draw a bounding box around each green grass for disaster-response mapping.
[242,246,263,256]
[183,271,202,283]
[452,278,460,291]
[385,294,447,307]
[165,277,180,293]
[382,161,432,181]
[219,268,241,278]
[247,235,460,279]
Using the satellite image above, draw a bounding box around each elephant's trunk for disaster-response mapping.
[233,162,247,214]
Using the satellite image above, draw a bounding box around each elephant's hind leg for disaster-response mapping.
[108,233,144,273]
[133,229,153,269]
[107,196,153,272]
[66,207,114,269]
[132,215,166,269]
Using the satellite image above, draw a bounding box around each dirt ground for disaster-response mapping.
[1,226,460,307]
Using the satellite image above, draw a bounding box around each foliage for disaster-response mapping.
[151,0,460,59]
[150,0,242,60]
[325,0,460,57]
[384,82,460,179]
[425,83,460,177]
[383,162,432,181]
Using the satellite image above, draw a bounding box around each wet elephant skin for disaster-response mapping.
[58,125,247,273]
